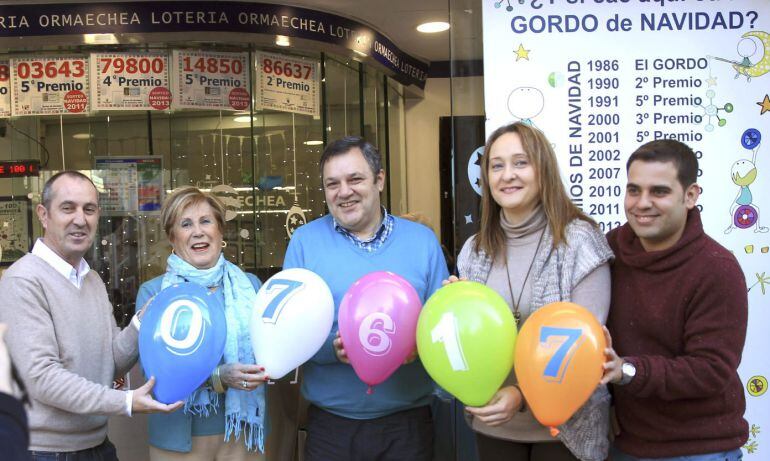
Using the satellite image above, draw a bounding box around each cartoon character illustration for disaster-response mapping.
[725,129,768,234]
[494,0,524,11]
[507,86,544,127]
[712,31,770,82]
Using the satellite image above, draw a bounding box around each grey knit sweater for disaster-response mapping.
[457,215,614,461]
[0,254,138,451]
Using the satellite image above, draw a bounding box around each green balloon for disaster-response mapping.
[417,281,517,407]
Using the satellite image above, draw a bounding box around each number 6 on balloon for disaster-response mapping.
[339,271,422,391]
[359,312,395,356]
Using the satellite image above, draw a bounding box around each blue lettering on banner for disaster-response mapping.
[640,12,747,31]
[0,2,429,88]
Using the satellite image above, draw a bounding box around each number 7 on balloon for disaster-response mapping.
[539,326,583,384]
[262,279,303,324]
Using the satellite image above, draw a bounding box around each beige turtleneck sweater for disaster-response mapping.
[471,206,611,443]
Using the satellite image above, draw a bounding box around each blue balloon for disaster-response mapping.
[139,283,227,404]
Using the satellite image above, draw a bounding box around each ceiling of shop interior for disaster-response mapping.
[286,0,483,63]
[0,0,482,66]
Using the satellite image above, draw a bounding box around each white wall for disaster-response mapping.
[403,76,484,236]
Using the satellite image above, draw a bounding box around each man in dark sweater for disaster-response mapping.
[601,140,748,461]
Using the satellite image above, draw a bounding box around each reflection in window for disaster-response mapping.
[0,47,402,327]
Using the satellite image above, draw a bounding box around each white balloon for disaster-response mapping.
[250,268,334,379]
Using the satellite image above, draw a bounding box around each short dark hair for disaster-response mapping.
[319,136,382,179]
[41,171,97,209]
[626,139,698,189]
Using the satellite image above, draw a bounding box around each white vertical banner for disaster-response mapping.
[90,52,170,111]
[171,50,250,111]
[0,61,11,118]
[254,51,320,118]
[483,3,767,456]
[11,56,89,116]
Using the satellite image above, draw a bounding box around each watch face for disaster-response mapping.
[621,362,636,384]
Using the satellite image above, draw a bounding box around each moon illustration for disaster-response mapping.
[733,31,770,78]
[467,146,484,196]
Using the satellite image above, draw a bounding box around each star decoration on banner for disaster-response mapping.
[706,76,718,87]
[514,44,530,61]
[285,203,307,239]
[465,214,473,224]
[757,94,770,115]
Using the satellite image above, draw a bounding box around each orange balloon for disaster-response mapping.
[514,302,606,434]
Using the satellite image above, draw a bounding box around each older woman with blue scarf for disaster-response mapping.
[137,186,267,461]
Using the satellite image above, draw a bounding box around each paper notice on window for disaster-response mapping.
[11,56,89,116]
[172,50,250,111]
[254,51,319,118]
[91,52,170,111]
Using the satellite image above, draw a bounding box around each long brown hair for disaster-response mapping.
[474,122,595,260]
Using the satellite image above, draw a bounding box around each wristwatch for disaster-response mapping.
[619,360,636,385]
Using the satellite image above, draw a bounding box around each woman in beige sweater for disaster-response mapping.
[453,122,613,461]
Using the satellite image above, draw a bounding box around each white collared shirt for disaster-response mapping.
[31,238,90,288]
[31,238,134,415]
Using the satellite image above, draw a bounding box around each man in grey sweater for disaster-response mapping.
[0,171,181,460]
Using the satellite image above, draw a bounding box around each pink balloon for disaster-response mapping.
[338,271,422,392]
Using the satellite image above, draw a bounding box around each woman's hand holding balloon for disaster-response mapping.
[135,295,156,322]
[333,331,350,364]
[441,275,466,286]
[132,376,184,413]
[219,363,269,391]
[600,326,623,385]
[465,385,524,427]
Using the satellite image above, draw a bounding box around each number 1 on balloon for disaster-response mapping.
[432,312,469,371]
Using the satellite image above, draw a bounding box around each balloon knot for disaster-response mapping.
[549,427,560,437]
[366,386,374,395]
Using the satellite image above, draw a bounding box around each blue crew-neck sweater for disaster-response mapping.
[283,215,449,419]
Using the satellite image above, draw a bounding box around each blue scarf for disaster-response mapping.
[161,253,265,452]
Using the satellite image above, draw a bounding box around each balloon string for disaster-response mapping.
[367,386,374,395]
[549,427,560,437]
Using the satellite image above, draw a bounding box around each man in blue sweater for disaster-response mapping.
[283,136,448,460]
